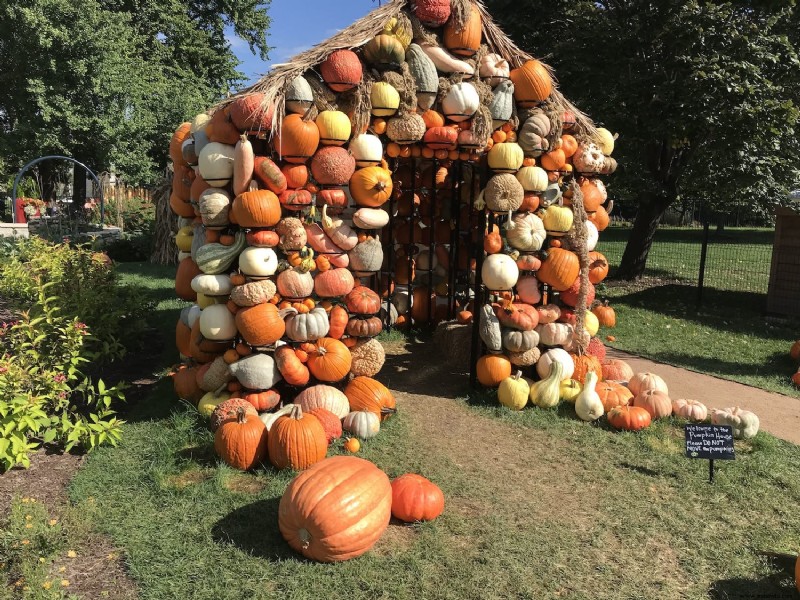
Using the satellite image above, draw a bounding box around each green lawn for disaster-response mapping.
[601,226,774,293]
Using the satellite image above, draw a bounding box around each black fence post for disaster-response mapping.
[697,214,710,307]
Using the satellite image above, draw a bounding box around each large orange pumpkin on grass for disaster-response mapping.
[173,365,203,404]
[214,408,269,470]
[607,405,651,431]
[344,377,396,421]
[268,404,327,470]
[476,354,512,387]
[790,340,800,362]
[391,474,445,522]
[278,456,391,562]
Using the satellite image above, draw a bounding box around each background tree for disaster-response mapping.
[0,0,270,195]
[487,0,800,278]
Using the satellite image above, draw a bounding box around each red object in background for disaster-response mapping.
[14,198,41,223]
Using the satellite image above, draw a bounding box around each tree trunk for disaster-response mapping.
[149,179,177,266]
[72,164,87,218]
[613,192,671,280]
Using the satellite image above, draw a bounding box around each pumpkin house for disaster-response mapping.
[168,0,617,471]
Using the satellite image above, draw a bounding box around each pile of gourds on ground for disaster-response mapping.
[791,339,800,386]
[493,354,761,437]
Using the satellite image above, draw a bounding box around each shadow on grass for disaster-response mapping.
[640,349,795,380]
[211,496,301,562]
[708,574,796,599]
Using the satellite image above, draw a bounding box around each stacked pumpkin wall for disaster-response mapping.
[168,0,619,438]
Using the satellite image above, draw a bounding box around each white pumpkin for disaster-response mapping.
[228,354,282,390]
[186,304,202,328]
[349,134,383,167]
[191,274,232,296]
[343,410,381,439]
[198,142,235,187]
[284,308,330,342]
[506,212,546,252]
[516,166,548,192]
[285,76,314,114]
[628,372,669,396]
[710,407,760,439]
[177,250,192,262]
[595,128,616,155]
[586,221,599,252]
[536,322,573,347]
[479,53,510,87]
[199,304,237,340]
[536,348,575,380]
[352,208,389,229]
[442,82,480,123]
[238,247,278,276]
[481,254,519,291]
[294,385,350,419]
[672,399,708,422]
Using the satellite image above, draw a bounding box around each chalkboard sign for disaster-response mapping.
[685,424,735,460]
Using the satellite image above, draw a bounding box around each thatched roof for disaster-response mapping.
[221,0,600,143]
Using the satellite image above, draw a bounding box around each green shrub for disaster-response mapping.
[0,284,124,472]
[0,237,155,358]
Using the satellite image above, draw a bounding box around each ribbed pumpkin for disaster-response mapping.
[306,407,343,444]
[370,82,401,117]
[537,248,580,291]
[364,34,405,68]
[274,114,320,163]
[231,189,281,228]
[588,251,609,284]
[320,49,363,92]
[391,474,445,523]
[350,167,393,207]
[406,43,439,109]
[423,127,458,150]
[268,404,327,470]
[314,268,355,298]
[278,456,391,562]
[214,408,269,470]
[596,381,634,412]
[170,122,192,166]
[516,166,548,192]
[344,377,396,421]
[294,385,350,419]
[633,389,673,420]
[345,286,381,314]
[349,134,383,167]
[476,354,512,387]
[235,303,286,347]
[489,80,515,127]
[488,142,524,173]
[175,258,201,301]
[315,110,351,146]
[601,359,634,382]
[311,146,356,186]
[510,60,553,107]
[308,338,352,382]
[443,3,482,57]
[442,82,480,123]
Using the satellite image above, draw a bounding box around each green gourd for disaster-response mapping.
[195,230,247,274]
[489,80,515,128]
[479,304,502,352]
[530,360,563,409]
[406,43,439,109]
[363,35,405,68]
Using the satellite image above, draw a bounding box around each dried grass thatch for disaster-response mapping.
[564,179,589,353]
[217,0,600,144]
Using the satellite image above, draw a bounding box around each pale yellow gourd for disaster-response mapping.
[197,391,231,418]
[575,371,604,421]
[498,371,529,411]
[530,360,563,409]
[559,379,582,403]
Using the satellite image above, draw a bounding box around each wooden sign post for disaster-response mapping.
[685,424,735,483]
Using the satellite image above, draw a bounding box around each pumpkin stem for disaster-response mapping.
[214,383,228,397]
[236,406,248,424]
[373,181,387,192]
[289,404,303,420]
[380,407,398,416]
[513,370,522,381]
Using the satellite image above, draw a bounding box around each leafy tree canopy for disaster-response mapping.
[0,0,270,186]
[487,0,800,276]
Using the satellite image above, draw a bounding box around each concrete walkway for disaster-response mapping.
[607,348,800,445]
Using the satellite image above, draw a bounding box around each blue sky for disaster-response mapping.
[227,1,379,88]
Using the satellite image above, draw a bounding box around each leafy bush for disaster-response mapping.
[0,284,125,471]
[0,237,155,357]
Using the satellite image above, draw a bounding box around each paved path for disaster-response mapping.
[608,348,800,445]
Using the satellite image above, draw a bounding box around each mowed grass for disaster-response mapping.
[600,226,774,293]
[60,261,800,599]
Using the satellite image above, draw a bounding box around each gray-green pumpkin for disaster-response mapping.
[285,76,314,115]
[363,35,405,69]
[348,237,384,274]
[489,80,514,130]
[198,188,231,227]
[406,43,438,110]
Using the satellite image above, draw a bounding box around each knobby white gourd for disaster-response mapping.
[575,371,604,421]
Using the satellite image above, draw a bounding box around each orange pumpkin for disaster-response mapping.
[268,405,327,470]
[569,353,603,385]
[588,251,609,284]
[235,303,286,346]
[320,49,363,93]
[169,122,192,166]
[443,3,482,57]
[510,60,553,107]
[231,189,282,228]
[587,205,610,231]
[229,93,275,133]
[344,377,396,421]
[173,365,203,404]
[253,156,288,194]
[607,405,651,431]
[536,248,580,291]
[308,338,352,382]
[214,408,268,470]
[592,300,616,328]
[345,286,381,315]
[596,381,634,412]
[244,390,280,411]
[175,258,201,301]
[391,474,445,523]
[349,167,393,207]
[540,149,566,171]
[275,345,311,387]
[282,163,309,188]
[476,354,512,387]
[328,305,349,339]
[278,456,391,562]
[205,107,240,145]
[580,179,605,212]
[274,114,320,163]
[561,134,578,158]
